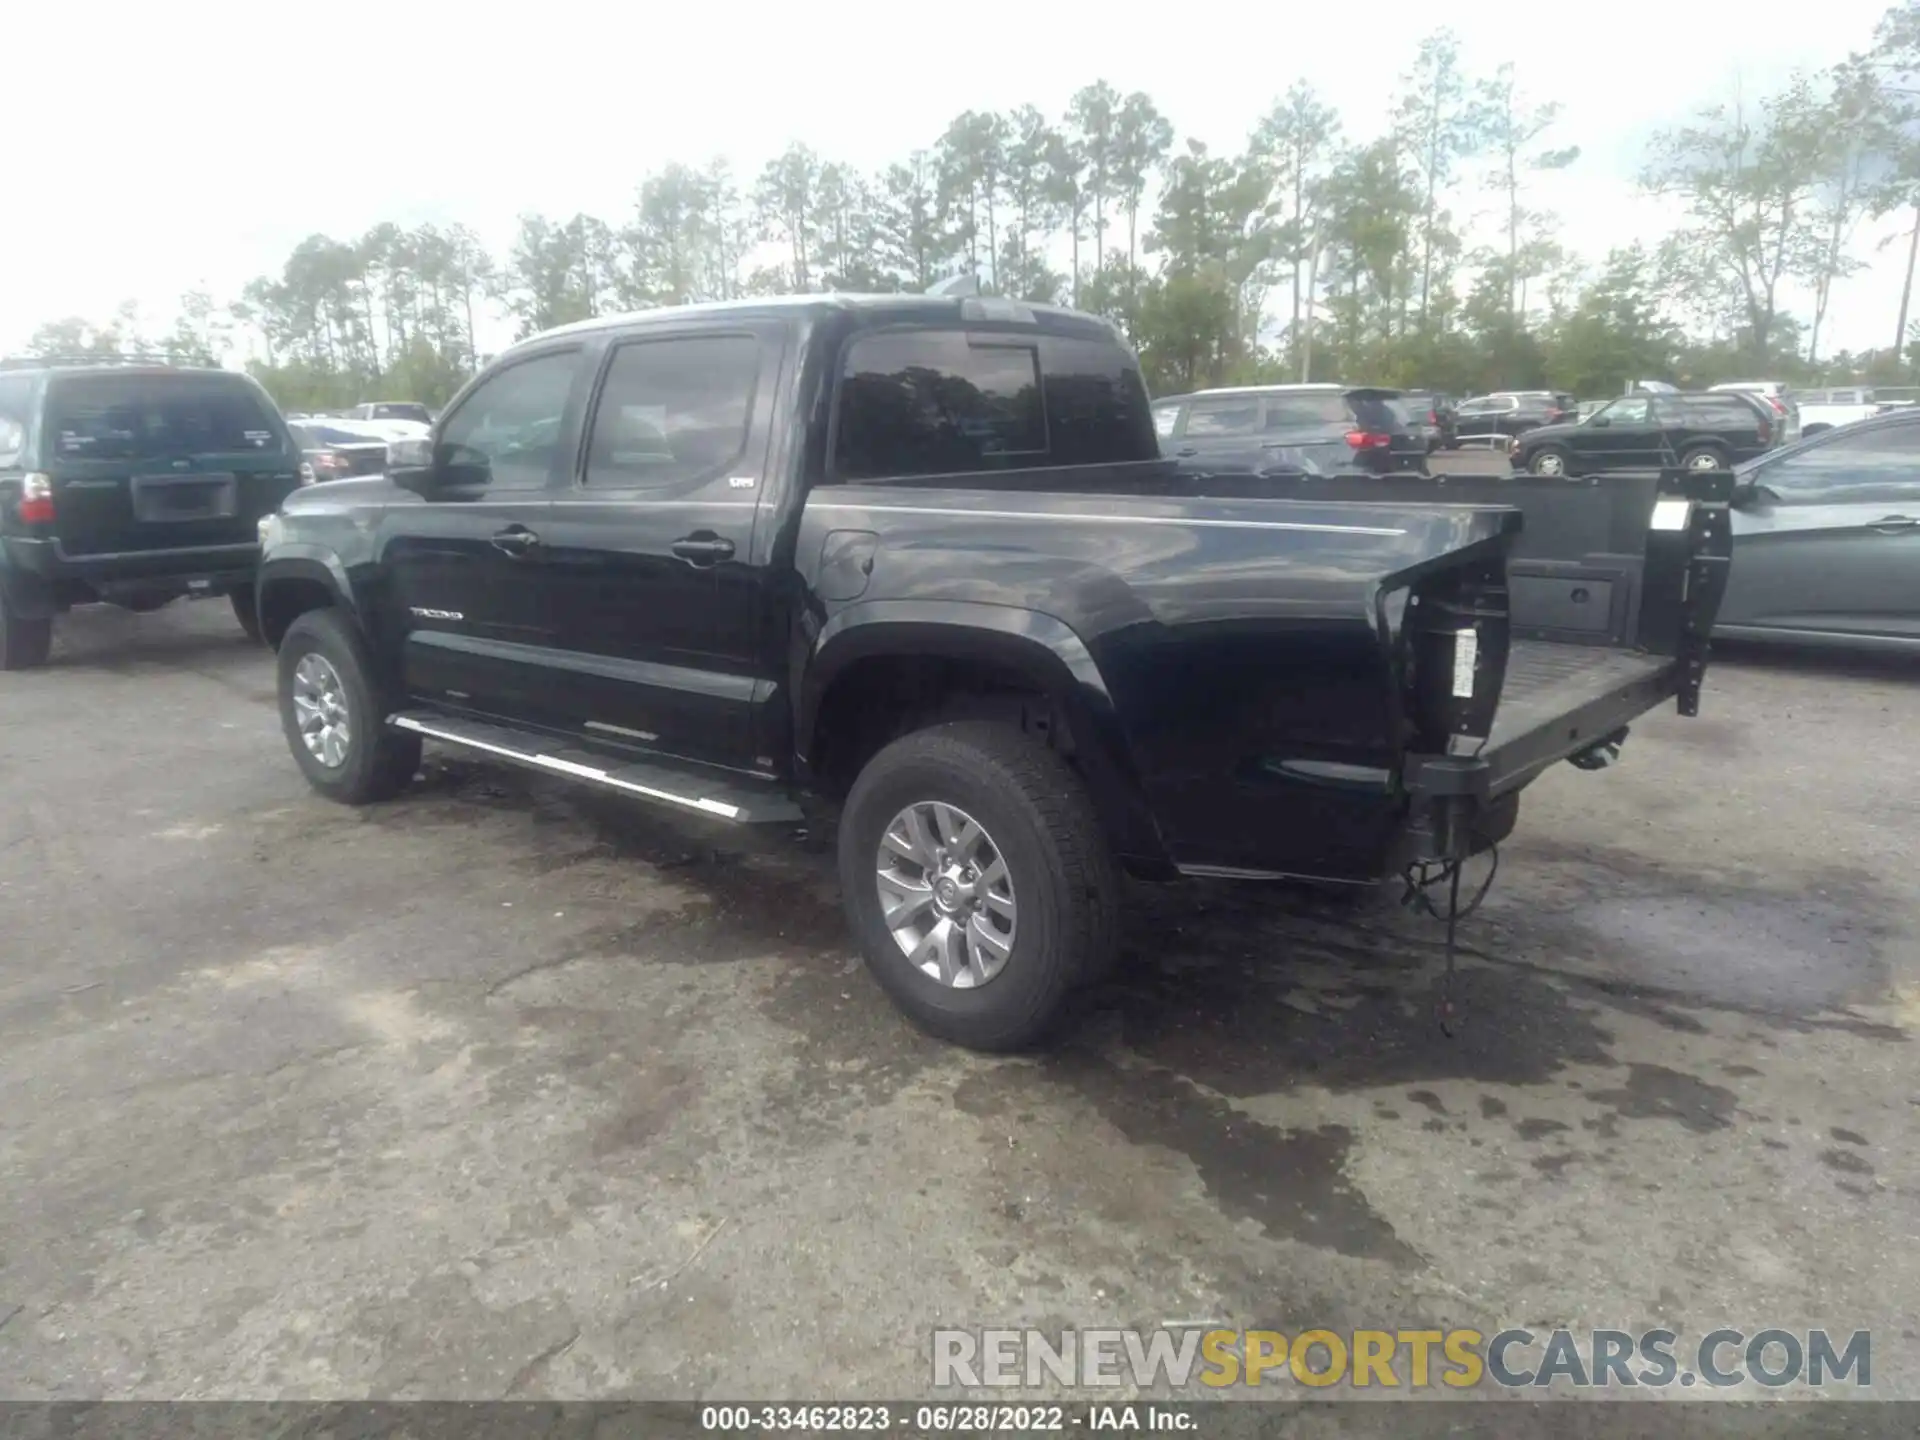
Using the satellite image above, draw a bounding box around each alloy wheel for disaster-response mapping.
[874,800,1018,988]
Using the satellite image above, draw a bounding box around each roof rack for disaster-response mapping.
[0,353,195,371]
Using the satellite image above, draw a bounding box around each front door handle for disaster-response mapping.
[671,533,735,564]
[1870,515,1919,534]
[490,526,541,557]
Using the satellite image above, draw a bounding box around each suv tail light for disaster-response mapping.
[1346,430,1392,450]
[1427,409,1439,424]
[17,473,53,524]
[1757,413,1773,444]
[1766,396,1787,414]
[298,460,318,486]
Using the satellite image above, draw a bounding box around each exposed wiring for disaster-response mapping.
[1401,841,1500,1037]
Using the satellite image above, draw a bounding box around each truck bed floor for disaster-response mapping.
[1486,640,1672,754]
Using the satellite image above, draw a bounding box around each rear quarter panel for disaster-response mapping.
[795,480,1515,879]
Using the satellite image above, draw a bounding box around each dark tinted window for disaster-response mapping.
[1668,395,1755,426]
[1760,422,1920,504]
[1262,392,1348,427]
[44,375,290,462]
[1041,336,1157,465]
[1184,396,1260,437]
[439,348,579,491]
[586,335,760,490]
[370,402,432,425]
[836,332,1046,479]
[1594,397,1652,425]
[1349,393,1411,430]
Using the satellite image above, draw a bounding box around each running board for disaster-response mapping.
[389,712,803,824]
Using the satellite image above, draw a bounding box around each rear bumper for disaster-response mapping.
[4,535,258,583]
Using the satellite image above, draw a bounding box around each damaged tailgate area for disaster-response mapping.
[1398,464,1734,843]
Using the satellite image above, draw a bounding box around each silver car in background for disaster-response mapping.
[1716,406,1920,652]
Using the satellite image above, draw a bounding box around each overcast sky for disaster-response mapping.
[5,0,1904,360]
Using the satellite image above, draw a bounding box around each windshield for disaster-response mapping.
[45,375,291,462]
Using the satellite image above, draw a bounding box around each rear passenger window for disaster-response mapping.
[836,332,1046,479]
[1263,393,1349,427]
[586,335,760,490]
[1184,398,1260,437]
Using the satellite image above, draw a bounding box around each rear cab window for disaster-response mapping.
[833,327,1157,479]
[43,374,293,464]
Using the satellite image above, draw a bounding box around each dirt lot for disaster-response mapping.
[0,599,1916,1407]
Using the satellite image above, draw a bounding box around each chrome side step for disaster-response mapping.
[389,711,803,824]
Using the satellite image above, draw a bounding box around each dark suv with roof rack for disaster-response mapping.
[0,356,305,668]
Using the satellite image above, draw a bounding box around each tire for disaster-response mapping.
[276,608,420,804]
[230,585,263,643]
[1527,445,1574,477]
[1679,445,1728,473]
[837,720,1119,1052]
[0,593,53,671]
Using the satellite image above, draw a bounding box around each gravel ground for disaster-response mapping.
[0,598,1915,1414]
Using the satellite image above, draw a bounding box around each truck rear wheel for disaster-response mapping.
[837,720,1119,1052]
[0,594,52,671]
[277,608,420,804]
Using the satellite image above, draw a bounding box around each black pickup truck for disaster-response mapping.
[254,294,1732,1050]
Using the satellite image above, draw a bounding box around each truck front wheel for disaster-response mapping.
[277,608,420,804]
[838,720,1119,1052]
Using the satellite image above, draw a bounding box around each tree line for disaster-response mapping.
[27,4,1920,410]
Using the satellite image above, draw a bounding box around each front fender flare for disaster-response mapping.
[255,546,359,637]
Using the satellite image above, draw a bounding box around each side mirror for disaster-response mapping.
[1730,477,1772,511]
[387,439,491,498]
[386,437,435,495]
[1589,415,1611,428]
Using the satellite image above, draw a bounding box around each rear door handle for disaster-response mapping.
[490,526,541,557]
[1870,515,1919,534]
[671,534,735,564]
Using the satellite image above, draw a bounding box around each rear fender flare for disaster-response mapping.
[799,599,1170,872]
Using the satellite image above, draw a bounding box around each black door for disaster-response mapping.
[534,323,784,773]
[1574,395,1661,470]
[379,344,587,725]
